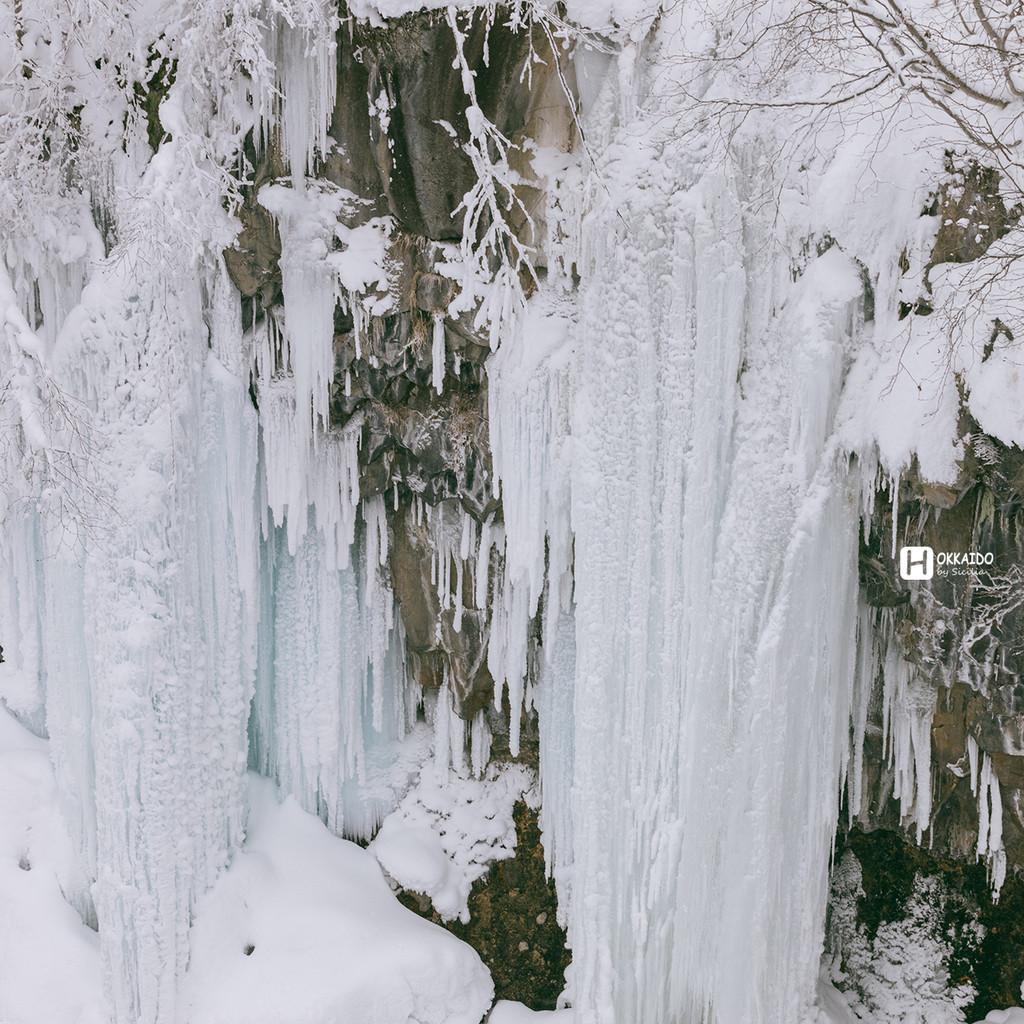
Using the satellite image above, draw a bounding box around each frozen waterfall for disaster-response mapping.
[489,30,870,1023]
[0,1,992,1022]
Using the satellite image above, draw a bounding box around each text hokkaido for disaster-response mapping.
[935,551,995,566]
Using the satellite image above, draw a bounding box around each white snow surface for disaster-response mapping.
[0,705,106,1024]
[488,1002,574,1022]
[183,774,493,1024]
[0,716,492,1024]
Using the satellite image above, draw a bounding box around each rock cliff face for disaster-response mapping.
[830,167,1024,1018]
[858,453,1024,865]
[226,10,571,721]
[853,167,1024,875]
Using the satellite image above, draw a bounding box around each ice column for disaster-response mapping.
[38,261,259,1024]
[488,52,868,1017]
[250,504,413,840]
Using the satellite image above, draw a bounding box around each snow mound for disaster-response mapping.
[183,774,493,1024]
[974,1011,1024,1024]
[0,705,105,1024]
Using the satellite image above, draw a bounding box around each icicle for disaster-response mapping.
[460,509,473,561]
[432,313,446,394]
[255,509,408,840]
[537,608,576,925]
[867,609,936,842]
[890,470,901,560]
[453,558,465,634]
[475,518,492,609]
[847,601,876,824]
[258,183,345,453]
[434,677,452,780]
[262,5,338,184]
[989,764,1003,856]
[259,380,362,569]
[470,709,491,778]
[975,752,1007,898]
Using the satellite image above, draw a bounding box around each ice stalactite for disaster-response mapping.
[563,181,863,1023]
[252,254,408,840]
[257,184,340,454]
[261,4,338,184]
[255,180,395,569]
[970,738,1008,897]
[246,37,420,841]
[432,313,446,395]
[852,607,937,843]
[535,607,575,929]
[487,297,575,758]
[257,377,362,567]
[249,500,416,841]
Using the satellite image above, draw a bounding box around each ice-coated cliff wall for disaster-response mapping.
[2,0,1024,1022]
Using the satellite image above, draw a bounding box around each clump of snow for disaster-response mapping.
[370,761,537,923]
[974,1010,1024,1024]
[183,774,493,1024]
[939,230,1024,450]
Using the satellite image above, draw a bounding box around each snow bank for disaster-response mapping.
[0,714,493,1024]
[183,774,493,1024]
[0,705,106,1024]
[975,1011,1024,1024]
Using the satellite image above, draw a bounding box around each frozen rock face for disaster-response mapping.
[851,164,1024,886]
[219,3,1024,1015]
[857,445,1024,875]
[7,0,1024,1021]
[224,10,570,717]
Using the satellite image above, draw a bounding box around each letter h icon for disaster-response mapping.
[900,546,934,581]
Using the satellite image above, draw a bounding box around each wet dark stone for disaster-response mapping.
[835,825,1024,1019]
[397,801,570,1010]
